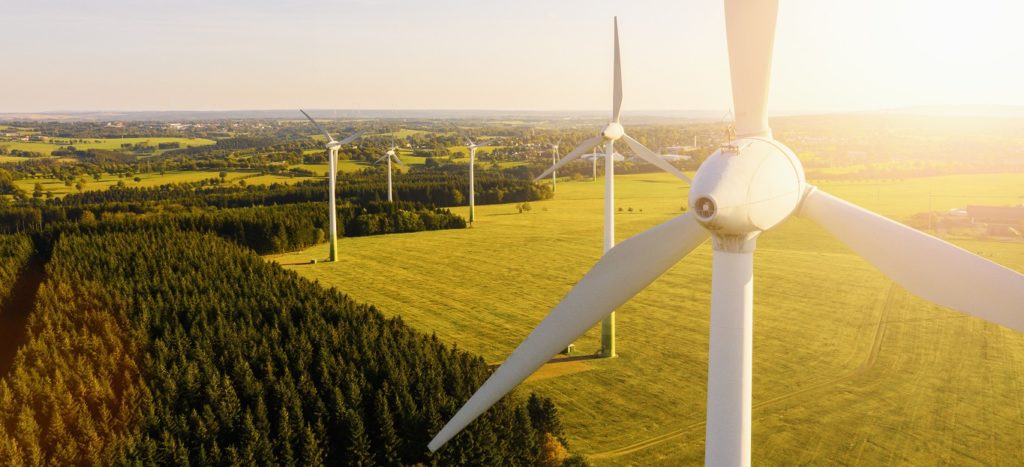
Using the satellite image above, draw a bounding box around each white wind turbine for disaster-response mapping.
[300,110,362,262]
[534,16,691,358]
[451,126,499,226]
[374,137,406,202]
[587,146,598,181]
[549,140,561,192]
[429,3,1024,465]
[582,145,626,181]
[627,149,691,166]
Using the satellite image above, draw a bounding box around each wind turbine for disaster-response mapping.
[428,3,1024,465]
[300,110,362,262]
[627,149,690,164]
[375,137,406,202]
[550,140,561,191]
[451,126,499,226]
[582,145,625,181]
[588,146,598,181]
[534,16,691,358]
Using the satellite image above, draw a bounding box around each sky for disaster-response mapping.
[2,0,1023,113]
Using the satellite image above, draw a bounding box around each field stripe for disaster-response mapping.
[590,282,898,460]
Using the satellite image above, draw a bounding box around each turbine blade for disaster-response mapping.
[533,135,604,182]
[337,130,364,145]
[392,154,407,168]
[428,212,710,451]
[612,17,623,123]
[447,122,476,147]
[801,188,1024,331]
[374,154,389,164]
[724,0,778,138]
[299,109,335,142]
[622,134,691,183]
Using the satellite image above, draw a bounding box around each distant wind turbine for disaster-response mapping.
[300,110,362,262]
[534,16,691,358]
[628,149,690,164]
[428,4,1024,465]
[451,125,499,226]
[550,140,561,192]
[375,137,406,202]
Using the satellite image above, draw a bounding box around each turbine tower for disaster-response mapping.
[428,4,1024,465]
[550,141,560,192]
[300,110,361,262]
[589,146,598,181]
[375,137,406,202]
[534,16,690,358]
[451,126,499,226]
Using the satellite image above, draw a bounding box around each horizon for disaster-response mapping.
[5,104,1024,122]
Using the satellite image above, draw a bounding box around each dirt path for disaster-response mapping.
[0,257,44,377]
[590,283,898,461]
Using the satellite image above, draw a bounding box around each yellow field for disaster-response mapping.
[270,172,1024,465]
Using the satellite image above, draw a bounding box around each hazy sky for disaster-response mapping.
[3,0,1023,113]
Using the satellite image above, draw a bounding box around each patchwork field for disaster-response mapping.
[14,169,316,197]
[0,136,214,156]
[270,172,1024,465]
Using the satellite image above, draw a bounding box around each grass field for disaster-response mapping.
[14,169,316,197]
[0,136,214,156]
[270,172,1024,465]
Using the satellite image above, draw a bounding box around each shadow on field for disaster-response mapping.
[488,353,603,370]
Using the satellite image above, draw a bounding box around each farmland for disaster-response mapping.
[0,136,214,156]
[272,171,1024,465]
[13,169,317,197]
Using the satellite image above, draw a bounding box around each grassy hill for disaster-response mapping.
[270,172,1024,465]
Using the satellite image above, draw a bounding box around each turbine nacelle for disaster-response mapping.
[688,138,805,245]
[326,141,341,149]
[601,122,624,141]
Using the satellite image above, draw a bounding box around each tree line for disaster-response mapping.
[1,201,462,255]
[41,171,552,209]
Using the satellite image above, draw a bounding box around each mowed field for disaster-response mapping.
[270,172,1024,465]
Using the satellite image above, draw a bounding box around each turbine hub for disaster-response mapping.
[688,137,805,238]
[601,122,625,141]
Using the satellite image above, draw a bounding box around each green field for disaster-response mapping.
[369,128,434,138]
[271,171,1024,464]
[14,169,315,197]
[0,136,214,156]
